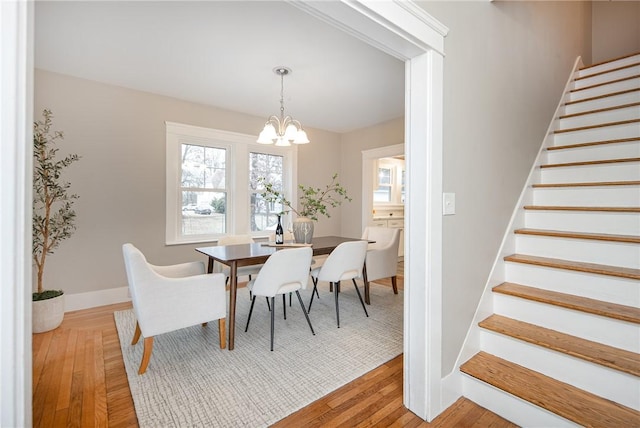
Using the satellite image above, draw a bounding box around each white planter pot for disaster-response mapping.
[293,217,314,244]
[32,293,65,333]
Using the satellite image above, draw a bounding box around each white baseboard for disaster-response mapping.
[64,286,131,312]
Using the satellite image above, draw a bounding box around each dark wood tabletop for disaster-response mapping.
[196,235,371,350]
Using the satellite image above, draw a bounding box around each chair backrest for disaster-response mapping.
[317,240,368,283]
[217,234,255,246]
[362,227,400,251]
[250,247,313,297]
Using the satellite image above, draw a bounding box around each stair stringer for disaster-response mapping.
[440,56,585,412]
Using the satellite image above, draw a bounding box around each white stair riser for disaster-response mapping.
[532,186,640,206]
[540,163,640,183]
[504,263,639,306]
[573,64,640,90]
[578,55,640,78]
[547,140,640,163]
[480,331,640,409]
[493,294,640,352]
[557,105,640,130]
[462,375,579,427]
[525,210,640,235]
[564,90,640,116]
[553,122,640,145]
[515,235,640,269]
[569,77,640,102]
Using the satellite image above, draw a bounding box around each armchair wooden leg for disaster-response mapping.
[218,318,226,349]
[131,321,141,345]
[391,275,398,294]
[138,337,154,375]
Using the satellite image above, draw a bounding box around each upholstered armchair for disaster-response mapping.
[122,243,227,374]
[361,227,401,294]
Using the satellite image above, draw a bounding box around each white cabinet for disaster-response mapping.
[369,218,404,258]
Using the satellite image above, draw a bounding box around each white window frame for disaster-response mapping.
[166,122,297,245]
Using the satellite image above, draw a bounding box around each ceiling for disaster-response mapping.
[34,1,405,134]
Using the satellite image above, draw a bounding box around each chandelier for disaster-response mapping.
[257,66,310,146]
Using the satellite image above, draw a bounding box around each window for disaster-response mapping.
[181,144,227,236]
[373,158,404,205]
[249,152,284,232]
[166,122,296,245]
[374,167,392,202]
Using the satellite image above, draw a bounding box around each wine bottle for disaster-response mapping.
[275,215,284,244]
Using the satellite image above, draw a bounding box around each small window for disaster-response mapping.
[249,152,284,232]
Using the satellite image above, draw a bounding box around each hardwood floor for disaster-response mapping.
[32,275,516,427]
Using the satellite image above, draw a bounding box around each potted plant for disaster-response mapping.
[32,109,80,333]
[259,173,351,243]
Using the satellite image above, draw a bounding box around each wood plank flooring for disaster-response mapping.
[32,272,516,427]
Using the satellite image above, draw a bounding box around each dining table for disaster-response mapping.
[196,235,372,350]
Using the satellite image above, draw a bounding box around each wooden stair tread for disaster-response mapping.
[565,88,640,106]
[579,53,640,71]
[575,62,640,81]
[540,157,639,168]
[554,119,640,134]
[548,137,640,151]
[514,228,640,243]
[523,205,640,213]
[479,314,640,376]
[570,75,640,94]
[559,102,640,119]
[504,254,640,280]
[533,180,640,188]
[460,351,640,427]
[493,282,640,325]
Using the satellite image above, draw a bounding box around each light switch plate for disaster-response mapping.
[443,193,455,215]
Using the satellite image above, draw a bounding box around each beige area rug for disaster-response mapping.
[115,281,403,427]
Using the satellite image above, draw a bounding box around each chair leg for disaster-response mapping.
[270,296,276,351]
[138,336,154,375]
[282,294,287,320]
[245,296,257,332]
[334,281,341,328]
[296,290,315,336]
[308,277,319,312]
[289,292,292,306]
[352,279,369,317]
[131,321,141,345]
[391,275,398,294]
[266,297,271,311]
[218,318,226,349]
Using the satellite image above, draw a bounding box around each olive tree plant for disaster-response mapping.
[32,109,80,300]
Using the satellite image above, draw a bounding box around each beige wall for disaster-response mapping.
[592,1,640,64]
[339,118,405,238]
[417,1,592,375]
[34,69,341,296]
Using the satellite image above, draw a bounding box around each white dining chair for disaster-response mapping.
[244,247,315,351]
[214,234,263,282]
[361,227,401,294]
[308,240,369,328]
[122,243,227,374]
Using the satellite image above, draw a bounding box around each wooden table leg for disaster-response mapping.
[228,261,237,350]
[207,257,214,274]
[362,262,371,305]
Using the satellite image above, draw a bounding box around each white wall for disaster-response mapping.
[34,69,341,299]
[416,1,592,375]
[592,1,640,64]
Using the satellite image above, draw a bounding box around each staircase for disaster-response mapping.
[459,53,640,427]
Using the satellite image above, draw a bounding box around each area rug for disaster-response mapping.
[114,282,403,427]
